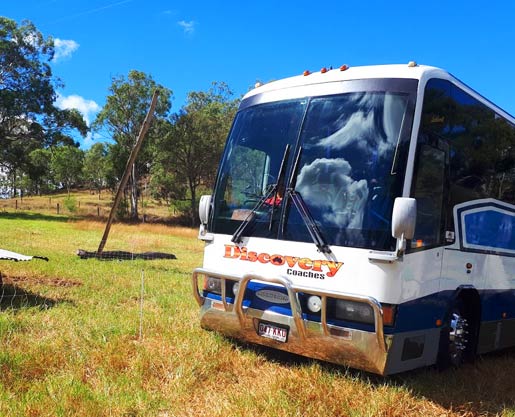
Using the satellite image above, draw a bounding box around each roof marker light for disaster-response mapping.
[408,61,418,67]
[321,67,328,74]
[340,64,349,71]
[303,70,311,76]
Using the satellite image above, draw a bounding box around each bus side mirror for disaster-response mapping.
[198,195,213,241]
[391,197,416,240]
[199,195,212,225]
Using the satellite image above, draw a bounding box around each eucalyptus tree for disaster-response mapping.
[83,142,109,196]
[0,17,87,195]
[157,82,238,225]
[27,148,52,194]
[93,70,172,220]
[50,144,84,196]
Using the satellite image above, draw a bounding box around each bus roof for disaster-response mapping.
[245,63,446,99]
[244,63,515,123]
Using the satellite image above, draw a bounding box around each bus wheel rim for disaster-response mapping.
[449,312,468,365]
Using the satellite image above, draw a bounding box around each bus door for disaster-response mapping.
[409,138,448,295]
[411,138,485,294]
[440,162,487,295]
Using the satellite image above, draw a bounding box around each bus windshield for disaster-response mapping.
[211,80,416,251]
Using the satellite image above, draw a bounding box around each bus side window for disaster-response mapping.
[411,144,446,249]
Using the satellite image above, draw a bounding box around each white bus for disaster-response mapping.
[192,63,515,375]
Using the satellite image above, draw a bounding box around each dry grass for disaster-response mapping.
[0,189,177,221]
[0,208,514,416]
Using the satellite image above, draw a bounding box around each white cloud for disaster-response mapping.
[53,38,79,62]
[296,158,369,228]
[316,93,408,159]
[55,94,100,126]
[178,20,195,35]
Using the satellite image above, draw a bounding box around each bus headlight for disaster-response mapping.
[204,277,222,294]
[307,295,322,313]
[334,300,374,324]
[232,281,240,296]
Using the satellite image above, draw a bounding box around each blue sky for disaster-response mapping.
[3,0,515,148]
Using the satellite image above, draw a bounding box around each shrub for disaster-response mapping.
[63,196,77,213]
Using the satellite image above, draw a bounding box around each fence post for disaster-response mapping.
[56,203,59,214]
[139,269,145,340]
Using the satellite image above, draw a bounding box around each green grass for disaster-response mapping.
[0,212,515,416]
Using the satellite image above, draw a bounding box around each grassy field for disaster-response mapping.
[0,209,515,416]
[0,190,177,221]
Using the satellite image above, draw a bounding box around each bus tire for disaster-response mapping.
[437,298,475,369]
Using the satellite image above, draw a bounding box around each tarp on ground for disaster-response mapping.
[0,249,48,262]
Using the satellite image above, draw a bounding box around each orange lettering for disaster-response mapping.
[247,251,258,262]
[223,246,343,278]
[297,258,313,270]
[258,253,270,263]
[284,256,299,268]
[325,261,343,277]
[224,245,240,258]
[270,255,285,266]
[311,259,323,272]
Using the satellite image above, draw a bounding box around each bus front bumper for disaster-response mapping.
[192,268,391,375]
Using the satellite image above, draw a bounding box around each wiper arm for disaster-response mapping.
[231,184,278,244]
[288,189,331,254]
[281,146,331,254]
[268,144,290,231]
[231,144,290,244]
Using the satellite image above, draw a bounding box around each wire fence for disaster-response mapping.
[0,272,59,310]
[0,248,177,341]
[0,194,181,220]
[0,197,108,218]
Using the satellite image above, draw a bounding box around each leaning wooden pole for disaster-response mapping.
[97,90,159,255]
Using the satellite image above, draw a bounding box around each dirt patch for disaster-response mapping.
[1,274,82,287]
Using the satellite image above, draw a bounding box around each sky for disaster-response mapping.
[2,0,515,148]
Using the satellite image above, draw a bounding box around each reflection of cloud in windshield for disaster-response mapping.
[316,94,407,159]
[318,111,375,151]
[296,158,369,228]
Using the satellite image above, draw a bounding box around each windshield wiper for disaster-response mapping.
[231,144,290,244]
[282,147,331,254]
[287,190,331,253]
[268,144,290,231]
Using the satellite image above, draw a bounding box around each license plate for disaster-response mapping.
[257,322,288,343]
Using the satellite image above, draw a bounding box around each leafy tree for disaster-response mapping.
[157,82,238,225]
[0,17,87,195]
[83,142,109,195]
[28,148,52,194]
[149,163,187,206]
[51,145,84,195]
[93,70,172,220]
[0,136,40,196]
[0,17,55,141]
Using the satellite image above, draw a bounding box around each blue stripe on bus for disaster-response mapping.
[205,284,515,334]
[387,289,515,333]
